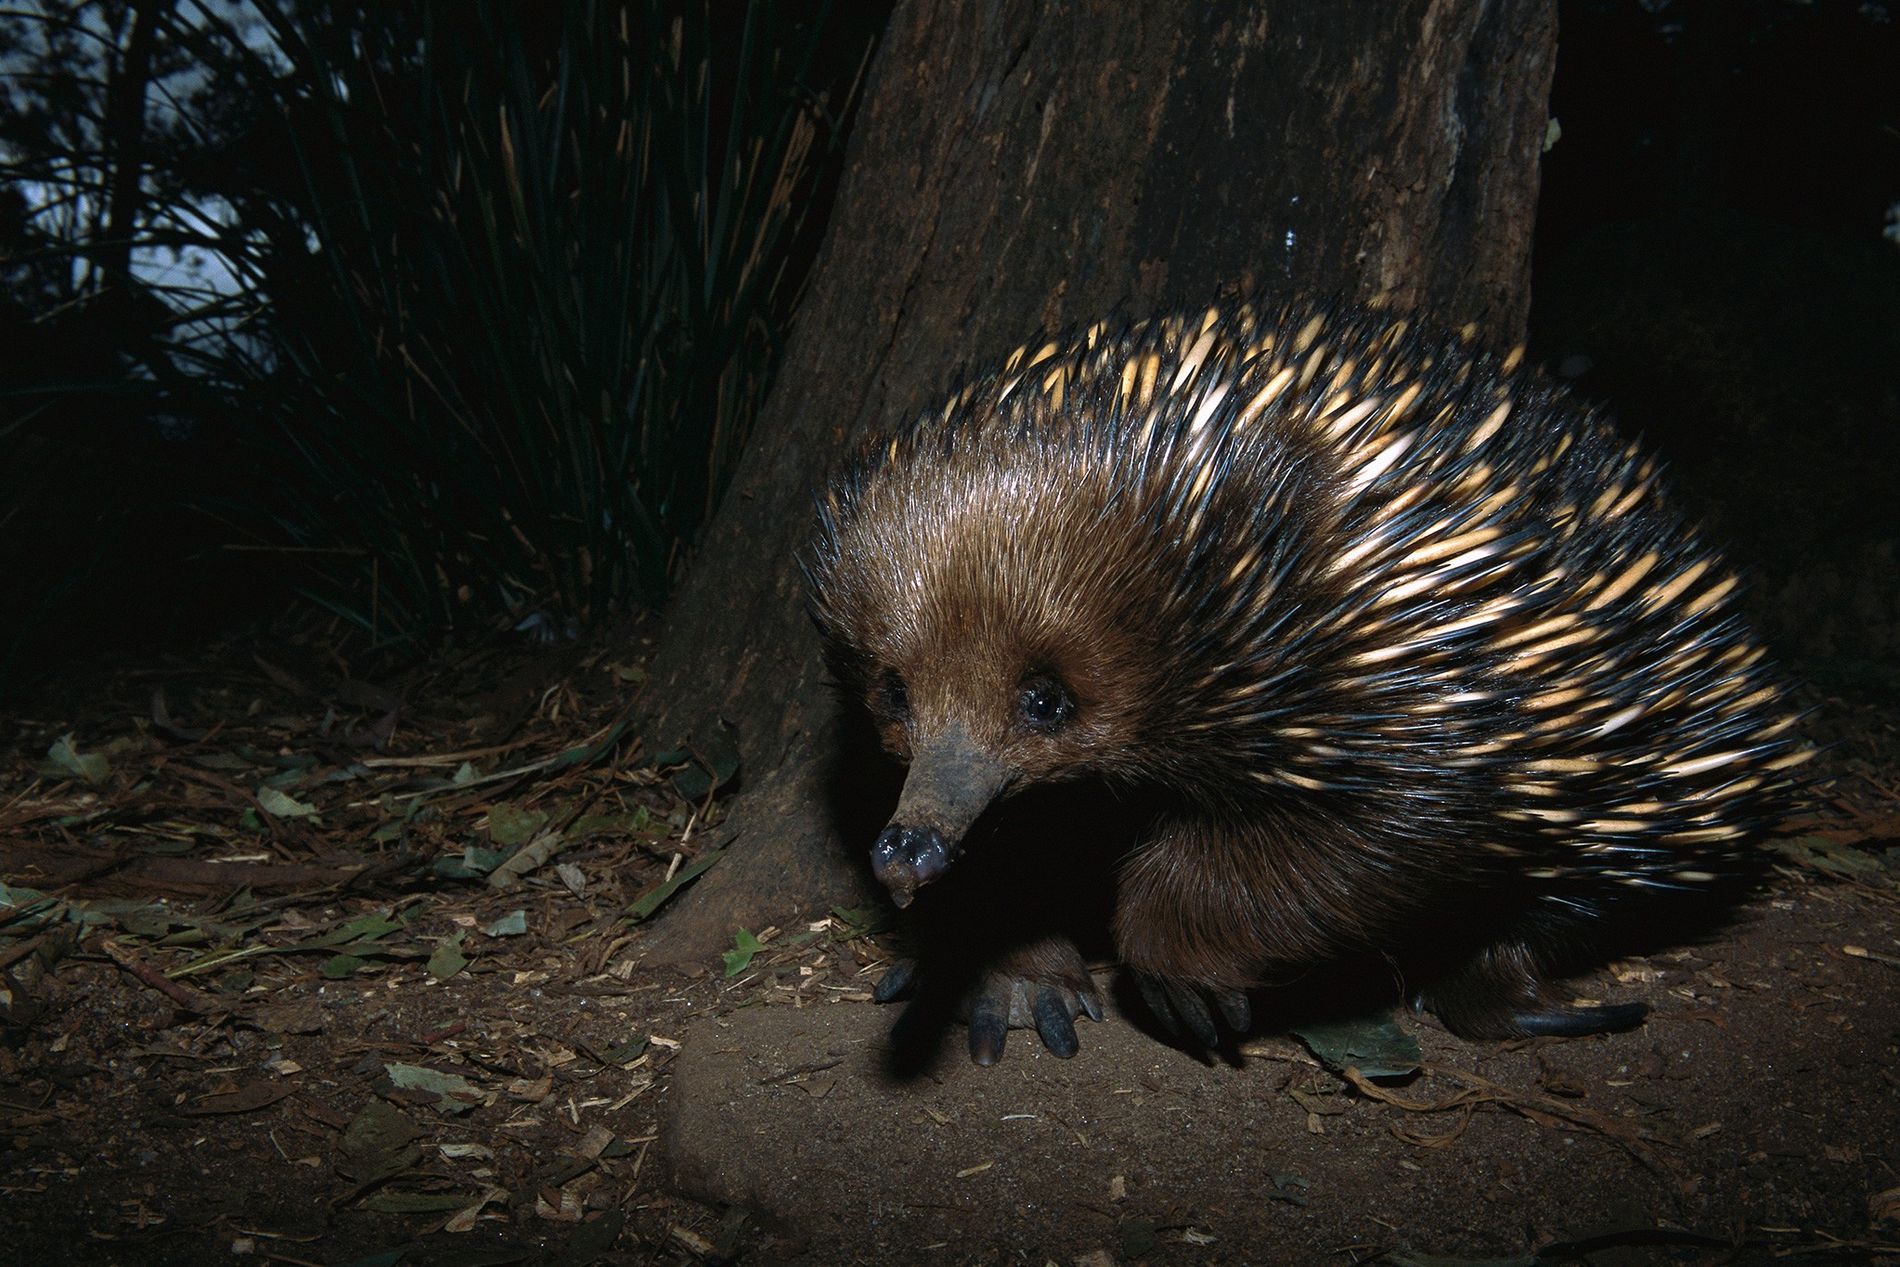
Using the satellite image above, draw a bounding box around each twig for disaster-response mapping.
[99,938,224,1014]
[1342,1063,1682,1179]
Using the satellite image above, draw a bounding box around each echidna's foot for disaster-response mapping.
[1418,938,1649,1040]
[873,940,1103,1065]
[965,972,1105,1064]
[1421,987,1649,1039]
[1133,972,1252,1051]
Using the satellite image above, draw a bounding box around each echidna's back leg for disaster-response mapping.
[1115,813,1351,1050]
[1417,912,1647,1039]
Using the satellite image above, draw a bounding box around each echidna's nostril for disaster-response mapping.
[870,823,951,907]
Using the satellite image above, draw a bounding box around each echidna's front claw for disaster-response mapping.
[1029,985,1079,1057]
[871,956,918,1003]
[873,940,1101,1066]
[968,973,1101,1065]
[967,986,1013,1064]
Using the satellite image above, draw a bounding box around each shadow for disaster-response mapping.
[864,780,1136,1080]
[819,698,908,899]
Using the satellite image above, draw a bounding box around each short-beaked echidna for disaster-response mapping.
[804,298,1812,1064]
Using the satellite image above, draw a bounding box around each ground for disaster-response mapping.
[1,631,1896,1267]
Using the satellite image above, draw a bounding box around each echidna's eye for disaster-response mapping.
[1016,675,1074,731]
[878,670,909,720]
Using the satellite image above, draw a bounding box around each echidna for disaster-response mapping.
[804,298,1811,1065]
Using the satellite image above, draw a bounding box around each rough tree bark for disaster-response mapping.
[637,0,1557,960]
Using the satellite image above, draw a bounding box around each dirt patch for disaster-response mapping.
[662,888,1900,1265]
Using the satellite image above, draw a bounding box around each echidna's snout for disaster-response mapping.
[871,723,1015,908]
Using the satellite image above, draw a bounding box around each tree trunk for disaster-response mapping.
[98,0,168,304]
[637,0,1557,960]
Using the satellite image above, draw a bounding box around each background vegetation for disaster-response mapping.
[0,0,877,675]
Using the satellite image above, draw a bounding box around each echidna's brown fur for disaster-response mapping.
[805,298,1812,1050]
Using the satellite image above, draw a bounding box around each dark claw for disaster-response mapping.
[1031,986,1079,1058]
[872,957,918,1004]
[1137,974,1179,1033]
[1167,980,1221,1049]
[968,989,1010,1066]
[1211,987,1251,1032]
[1512,1001,1648,1037]
[875,953,1099,1064]
[1138,975,1246,1050]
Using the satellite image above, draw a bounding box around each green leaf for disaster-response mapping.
[360,1191,472,1214]
[829,905,894,939]
[560,1209,626,1265]
[338,1101,424,1186]
[626,843,726,922]
[261,760,319,790]
[0,883,58,930]
[1291,1011,1422,1080]
[481,910,528,937]
[117,906,179,938]
[596,1035,649,1066]
[1266,1172,1310,1206]
[546,718,635,774]
[427,932,469,981]
[1120,1219,1158,1258]
[1768,835,1896,883]
[569,810,651,839]
[329,1252,409,1267]
[669,723,742,802]
[256,785,319,819]
[434,846,507,880]
[386,1062,480,1099]
[722,928,764,977]
[293,910,406,951]
[322,954,369,979]
[487,803,547,847]
[46,734,109,784]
